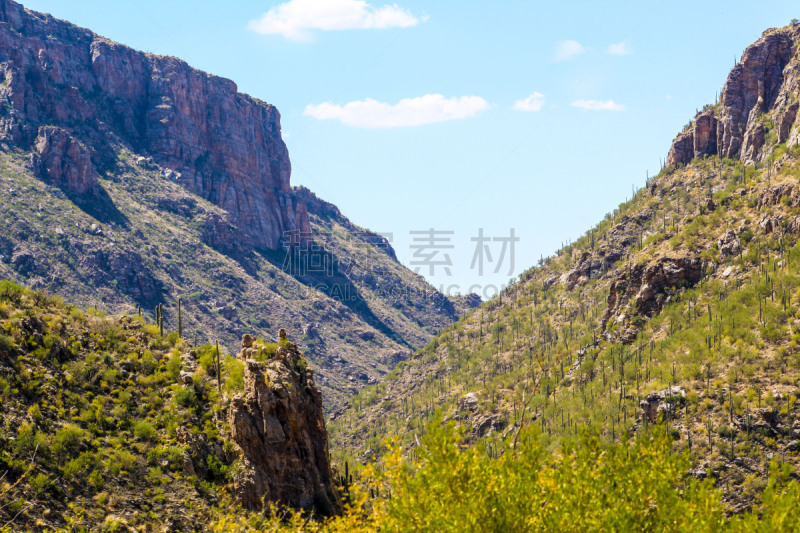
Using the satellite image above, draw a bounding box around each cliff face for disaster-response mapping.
[0,0,475,415]
[0,0,308,249]
[667,24,800,167]
[228,334,337,515]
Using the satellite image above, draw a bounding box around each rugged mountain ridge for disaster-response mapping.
[0,0,308,250]
[331,23,800,511]
[667,24,800,167]
[0,0,478,412]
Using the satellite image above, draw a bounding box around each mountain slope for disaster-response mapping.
[0,280,343,531]
[331,23,800,509]
[0,0,477,412]
[0,282,234,530]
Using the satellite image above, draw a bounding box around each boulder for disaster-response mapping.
[758,213,782,235]
[458,392,479,412]
[718,230,741,257]
[639,386,685,423]
[473,415,506,438]
[563,251,603,290]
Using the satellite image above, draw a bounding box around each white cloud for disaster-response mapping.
[513,92,545,112]
[247,0,422,41]
[303,94,490,128]
[606,41,632,55]
[570,99,625,111]
[553,40,585,62]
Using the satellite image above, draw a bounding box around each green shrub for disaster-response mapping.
[133,420,158,442]
[224,356,244,393]
[147,466,165,485]
[664,394,685,407]
[206,453,230,481]
[51,423,87,460]
[0,334,15,355]
[146,446,184,470]
[0,279,25,304]
[89,468,104,490]
[153,487,167,504]
[62,451,98,480]
[197,344,217,376]
[174,386,197,409]
[254,342,278,361]
[28,472,50,495]
[15,421,44,456]
[166,352,182,381]
[104,449,137,477]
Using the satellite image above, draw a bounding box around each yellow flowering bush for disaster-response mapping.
[211,414,800,532]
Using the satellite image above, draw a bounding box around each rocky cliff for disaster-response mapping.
[667,24,800,167]
[0,0,308,249]
[228,333,338,515]
[0,0,477,414]
[601,256,703,343]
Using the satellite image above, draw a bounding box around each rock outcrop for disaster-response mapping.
[717,230,741,257]
[85,247,162,305]
[758,182,800,208]
[639,386,686,424]
[603,256,704,343]
[560,210,656,291]
[666,110,718,167]
[31,126,99,197]
[733,407,780,437]
[0,0,309,249]
[562,251,603,290]
[666,24,800,166]
[228,334,338,515]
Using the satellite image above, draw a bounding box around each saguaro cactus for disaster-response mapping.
[215,341,222,394]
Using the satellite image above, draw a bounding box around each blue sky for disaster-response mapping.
[21,0,800,297]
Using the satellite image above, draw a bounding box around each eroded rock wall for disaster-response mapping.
[0,0,309,249]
